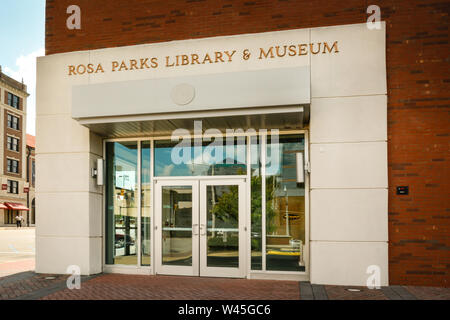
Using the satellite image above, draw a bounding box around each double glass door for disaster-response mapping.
[155,179,246,278]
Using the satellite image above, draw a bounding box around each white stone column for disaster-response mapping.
[35,53,103,275]
[309,23,389,286]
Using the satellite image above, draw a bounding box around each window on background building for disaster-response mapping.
[105,141,138,266]
[7,114,20,130]
[7,136,19,152]
[32,160,35,186]
[7,92,20,109]
[7,159,19,173]
[7,180,18,194]
[5,210,15,224]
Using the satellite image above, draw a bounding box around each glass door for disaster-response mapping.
[155,180,199,276]
[155,179,246,278]
[199,179,246,278]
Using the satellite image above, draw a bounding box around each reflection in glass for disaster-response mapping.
[266,135,305,272]
[154,137,246,176]
[162,186,193,266]
[105,141,138,265]
[141,141,151,266]
[250,136,262,270]
[206,185,239,268]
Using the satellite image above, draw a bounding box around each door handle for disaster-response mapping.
[200,224,206,236]
[192,224,199,235]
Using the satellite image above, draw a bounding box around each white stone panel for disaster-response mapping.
[310,95,387,143]
[311,22,386,97]
[89,237,103,274]
[310,142,388,189]
[86,27,310,84]
[36,236,102,275]
[36,192,102,237]
[36,152,90,193]
[89,192,103,237]
[36,114,90,154]
[310,241,388,286]
[311,189,388,241]
[36,53,90,116]
[89,132,103,157]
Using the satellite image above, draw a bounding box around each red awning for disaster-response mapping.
[4,202,30,211]
[0,203,7,209]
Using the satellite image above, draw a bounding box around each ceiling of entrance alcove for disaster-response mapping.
[80,107,307,138]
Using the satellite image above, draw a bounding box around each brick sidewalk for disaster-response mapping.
[42,274,301,300]
[0,273,448,300]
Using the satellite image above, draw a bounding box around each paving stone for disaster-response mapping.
[311,284,328,300]
[381,286,403,300]
[299,281,314,300]
[390,285,417,300]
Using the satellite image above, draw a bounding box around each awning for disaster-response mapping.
[4,202,30,211]
[0,203,7,209]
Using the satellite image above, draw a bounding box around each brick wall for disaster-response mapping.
[45,0,450,287]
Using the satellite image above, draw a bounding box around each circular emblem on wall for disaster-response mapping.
[170,83,196,106]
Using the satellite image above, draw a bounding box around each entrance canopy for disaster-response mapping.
[72,66,310,138]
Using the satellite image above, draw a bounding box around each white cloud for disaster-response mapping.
[4,47,44,135]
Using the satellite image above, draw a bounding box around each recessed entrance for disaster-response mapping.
[104,132,308,280]
[155,179,246,278]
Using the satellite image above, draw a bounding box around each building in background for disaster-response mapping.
[0,66,31,225]
[26,134,36,225]
[36,0,448,287]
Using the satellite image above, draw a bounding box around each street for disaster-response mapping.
[0,228,35,278]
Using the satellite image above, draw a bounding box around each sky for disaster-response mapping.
[0,0,46,135]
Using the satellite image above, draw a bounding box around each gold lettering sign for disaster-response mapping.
[67,41,339,76]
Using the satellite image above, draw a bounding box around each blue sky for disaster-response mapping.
[0,0,46,135]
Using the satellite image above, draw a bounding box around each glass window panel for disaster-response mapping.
[265,135,305,272]
[206,185,239,268]
[154,137,246,176]
[105,141,138,265]
[141,141,151,266]
[162,186,193,266]
[250,135,262,270]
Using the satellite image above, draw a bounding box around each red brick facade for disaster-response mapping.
[44,0,450,287]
